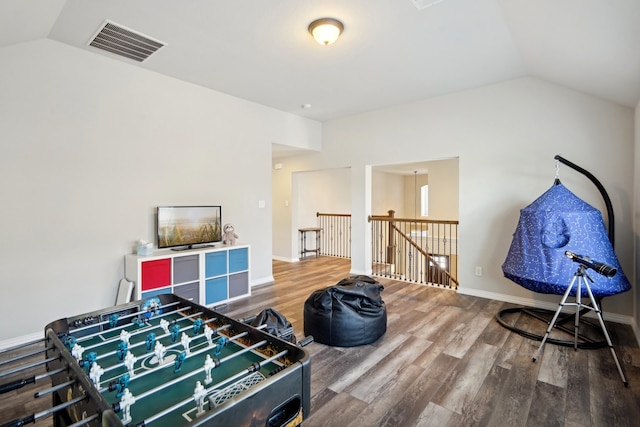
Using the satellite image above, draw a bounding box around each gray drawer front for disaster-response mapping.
[174,281,199,302]
[229,272,248,299]
[174,255,199,283]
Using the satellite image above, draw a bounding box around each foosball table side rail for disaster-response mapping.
[44,327,119,426]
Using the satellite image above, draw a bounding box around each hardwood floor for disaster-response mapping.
[1,256,638,426]
[221,256,640,427]
[0,339,54,427]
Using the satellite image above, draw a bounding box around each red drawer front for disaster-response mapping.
[141,259,171,290]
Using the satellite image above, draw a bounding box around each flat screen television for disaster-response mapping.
[157,205,222,250]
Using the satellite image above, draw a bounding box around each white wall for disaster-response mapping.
[402,174,428,219]
[293,168,351,227]
[282,77,635,320]
[372,171,405,217]
[427,158,460,221]
[272,166,352,261]
[634,101,640,343]
[0,39,320,343]
[292,168,351,258]
[272,162,294,261]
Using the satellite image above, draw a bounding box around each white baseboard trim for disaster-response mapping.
[272,256,299,263]
[632,322,640,347]
[251,276,274,288]
[0,331,43,351]
[458,288,634,326]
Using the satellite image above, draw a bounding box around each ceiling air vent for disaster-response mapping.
[88,20,165,62]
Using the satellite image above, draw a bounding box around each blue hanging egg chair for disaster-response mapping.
[497,155,631,350]
[502,182,630,299]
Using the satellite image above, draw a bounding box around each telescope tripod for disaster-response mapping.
[532,265,627,386]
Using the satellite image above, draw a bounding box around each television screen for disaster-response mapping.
[157,206,222,250]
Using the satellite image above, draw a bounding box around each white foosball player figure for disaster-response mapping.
[71,343,84,362]
[120,388,136,424]
[203,354,215,385]
[89,362,104,388]
[119,330,131,346]
[203,324,214,346]
[181,332,192,355]
[123,351,138,377]
[154,341,167,365]
[160,319,170,334]
[193,381,207,417]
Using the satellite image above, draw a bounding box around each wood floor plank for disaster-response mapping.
[612,321,640,368]
[494,328,526,370]
[449,363,510,427]
[328,333,409,394]
[484,338,540,426]
[309,344,371,394]
[0,341,53,427]
[443,299,503,359]
[303,392,368,427]
[526,381,565,427]
[475,308,512,349]
[415,402,456,426]
[431,341,501,414]
[347,335,432,403]
[345,363,427,427]
[373,372,446,427]
[563,346,591,425]
[588,347,638,427]
[536,342,569,388]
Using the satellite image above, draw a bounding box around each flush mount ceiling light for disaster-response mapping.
[308,18,344,46]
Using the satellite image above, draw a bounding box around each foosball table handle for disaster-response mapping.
[298,336,314,347]
[0,414,35,427]
[0,377,35,395]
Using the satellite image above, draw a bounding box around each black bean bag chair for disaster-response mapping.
[303,275,386,347]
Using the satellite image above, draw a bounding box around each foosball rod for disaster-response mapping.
[91,312,207,364]
[0,346,53,368]
[97,319,228,378]
[99,327,245,392]
[137,349,289,427]
[73,302,184,342]
[298,335,314,347]
[33,379,75,398]
[122,339,270,406]
[0,338,46,356]
[67,413,99,427]
[124,342,277,427]
[0,394,85,427]
[82,310,206,352]
[0,356,59,379]
[75,305,189,344]
[235,317,297,342]
[0,367,66,395]
[205,348,289,395]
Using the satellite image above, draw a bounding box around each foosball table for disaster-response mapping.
[0,294,311,427]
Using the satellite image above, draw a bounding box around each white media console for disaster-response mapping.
[124,244,250,307]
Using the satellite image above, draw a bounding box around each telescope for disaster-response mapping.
[565,251,617,278]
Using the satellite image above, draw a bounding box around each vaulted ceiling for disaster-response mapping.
[2,0,639,122]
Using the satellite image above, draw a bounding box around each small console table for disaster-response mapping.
[299,227,322,259]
